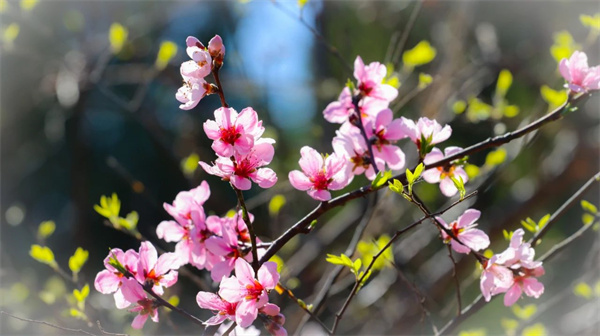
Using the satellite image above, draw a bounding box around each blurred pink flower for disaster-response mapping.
[196,291,238,325]
[120,278,159,329]
[289,146,350,201]
[559,51,600,93]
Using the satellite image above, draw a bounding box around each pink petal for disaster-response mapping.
[219,276,245,303]
[231,175,252,190]
[114,288,131,309]
[503,284,522,306]
[138,242,157,276]
[298,146,323,176]
[196,291,226,311]
[257,261,280,290]
[204,119,221,140]
[156,221,185,242]
[308,189,331,201]
[120,278,145,303]
[212,140,234,157]
[288,170,313,190]
[457,209,481,228]
[439,177,458,197]
[236,299,258,328]
[234,259,255,284]
[459,229,490,251]
[94,270,120,294]
[252,168,277,188]
[155,252,180,275]
[131,314,149,329]
[522,278,544,298]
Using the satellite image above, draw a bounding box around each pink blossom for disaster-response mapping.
[218,259,280,328]
[196,291,238,325]
[436,209,490,254]
[94,248,139,308]
[208,35,226,61]
[135,241,180,295]
[400,117,452,152]
[162,181,210,226]
[203,107,263,157]
[289,146,351,201]
[185,36,212,78]
[480,256,514,302]
[120,278,159,329]
[323,87,388,124]
[200,139,277,190]
[205,215,253,282]
[354,56,398,102]
[333,122,384,180]
[176,76,208,110]
[422,147,468,197]
[260,304,287,336]
[559,51,600,93]
[366,108,407,171]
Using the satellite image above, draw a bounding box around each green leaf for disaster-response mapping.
[540,85,568,109]
[298,0,309,9]
[503,105,520,118]
[38,220,56,239]
[168,295,180,307]
[459,329,487,336]
[30,245,56,266]
[581,200,598,214]
[384,76,401,89]
[406,164,424,196]
[450,175,466,200]
[371,170,393,189]
[309,219,318,229]
[466,97,493,122]
[501,318,519,335]
[326,254,353,268]
[512,304,537,320]
[521,218,537,233]
[155,41,178,70]
[418,73,433,89]
[388,179,404,194]
[94,193,121,220]
[580,14,600,31]
[485,148,507,166]
[109,23,128,53]
[181,152,200,177]
[465,164,480,180]
[483,249,494,259]
[522,323,546,336]
[69,247,89,274]
[503,230,513,241]
[269,255,285,274]
[268,194,287,216]
[582,213,595,226]
[345,78,356,91]
[69,308,85,319]
[573,282,593,299]
[73,284,89,302]
[352,259,362,274]
[496,69,513,98]
[537,214,551,230]
[402,41,437,68]
[452,100,467,114]
[118,211,138,231]
[550,31,580,63]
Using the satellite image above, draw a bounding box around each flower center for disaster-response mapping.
[310,171,331,190]
[244,280,265,301]
[219,126,241,145]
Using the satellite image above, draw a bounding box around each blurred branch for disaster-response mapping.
[233,187,260,272]
[391,1,423,67]
[446,244,462,317]
[0,311,98,336]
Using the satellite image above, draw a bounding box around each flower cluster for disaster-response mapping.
[480,229,545,306]
[290,56,456,201]
[94,242,180,329]
[176,35,226,110]
[200,107,277,190]
[436,208,490,254]
[197,259,285,335]
[156,183,264,281]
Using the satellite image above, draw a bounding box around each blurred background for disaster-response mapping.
[1,0,599,335]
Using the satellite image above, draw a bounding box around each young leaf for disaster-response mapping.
[450,175,466,200]
[30,245,56,266]
[73,284,89,302]
[68,247,89,274]
[118,211,138,230]
[418,73,433,89]
[573,282,593,299]
[485,148,507,167]
[155,41,178,71]
[37,220,56,239]
[537,214,551,230]
[581,200,598,214]
[388,179,404,194]
[512,304,537,320]
[109,23,128,53]
[496,69,513,98]
[268,194,287,216]
[521,218,537,233]
[403,41,437,68]
[522,323,546,336]
[326,254,353,268]
[371,170,392,188]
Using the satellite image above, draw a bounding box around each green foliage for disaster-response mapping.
[512,304,537,320]
[94,193,121,221]
[452,100,467,114]
[388,179,404,194]
[520,214,550,233]
[155,41,178,70]
[403,41,437,68]
[73,284,89,303]
[540,85,568,110]
[181,153,200,177]
[485,148,507,167]
[357,235,393,272]
[580,14,600,32]
[450,175,466,200]
[406,163,424,195]
[521,323,547,336]
[68,247,89,274]
[501,318,519,336]
[573,282,593,299]
[371,170,393,189]
[550,31,580,63]
[496,69,513,98]
[30,244,56,267]
[3,23,20,44]
[326,253,371,285]
[20,0,38,11]
[464,164,480,180]
[168,295,180,307]
[581,200,598,214]
[269,194,287,216]
[37,220,56,240]
[269,254,285,274]
[117,211,139,231]
[109,23,128,53]
[418,73,433,89]
[459,329,486,336]
[503,229,513,241]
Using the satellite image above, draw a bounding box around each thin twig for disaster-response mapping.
[328,192,477,334]
[212,64,229,108]
[96,321,129,336]
[352,95,379,175]
[233,187,260,272]
[392,1,423,66]
[446,244,462,316]
[0,311,98,336]
[277,282,330,331]
[222,322,237,336]
[141,283,206,327]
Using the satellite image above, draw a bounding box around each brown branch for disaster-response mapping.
[277,282,330,332]
[446,244,462,316]
[233,186,260,272]
[351,94,379,175]
[212,64,229,108]
[0,311,98,336]
[96,321,129,336]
